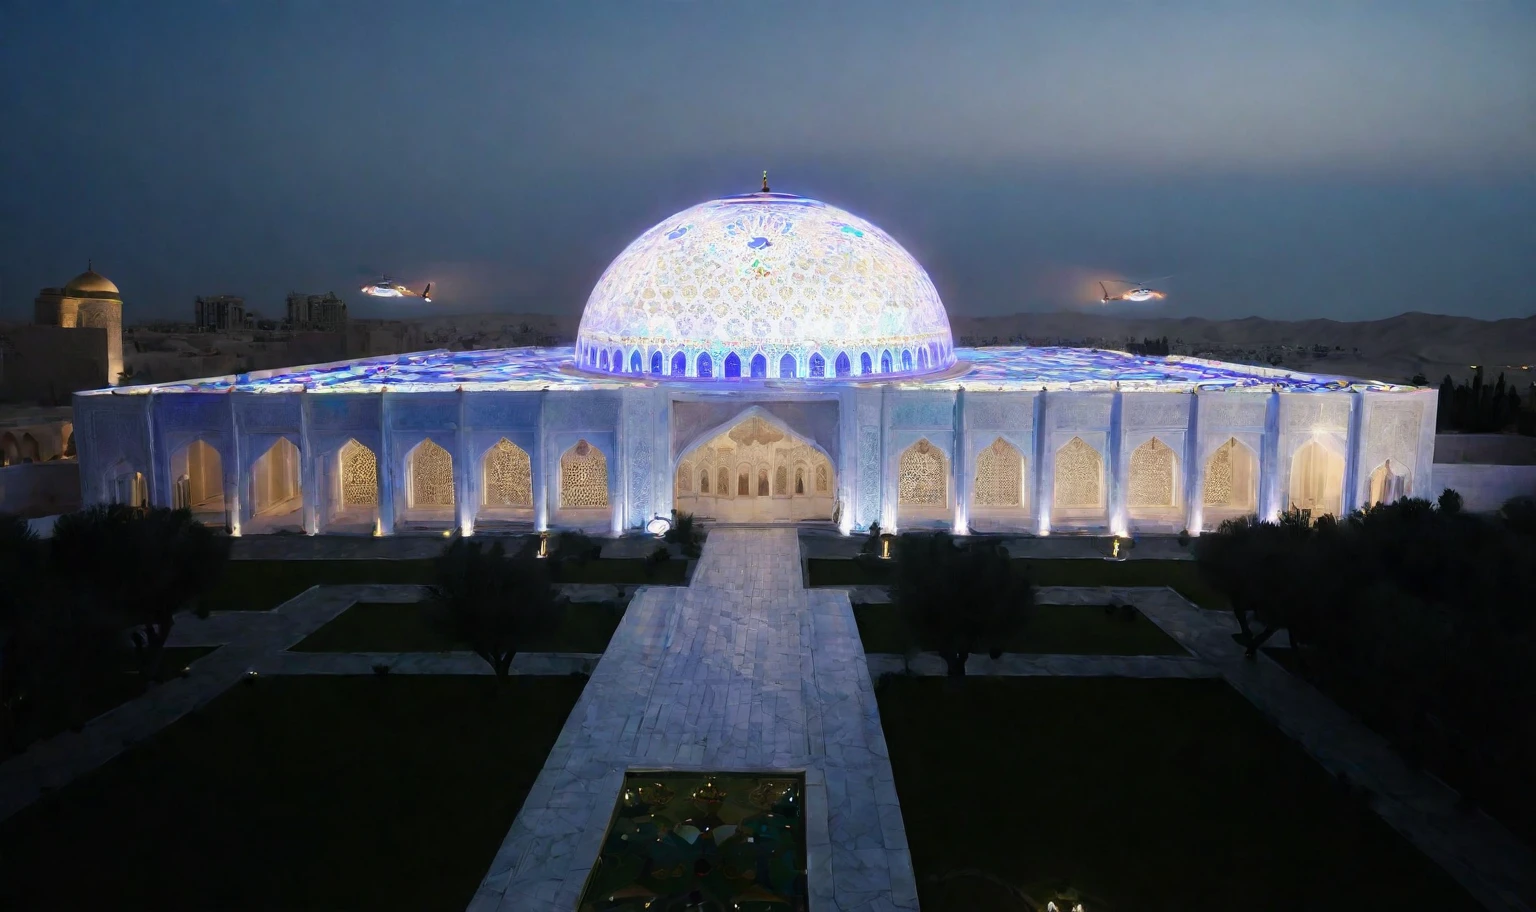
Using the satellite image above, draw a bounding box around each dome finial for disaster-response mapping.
[88,258,93,272]
[761,170,769,193]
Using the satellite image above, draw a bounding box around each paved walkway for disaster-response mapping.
[468,528,918,912]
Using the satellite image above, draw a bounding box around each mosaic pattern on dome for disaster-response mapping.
[574,193,954,378]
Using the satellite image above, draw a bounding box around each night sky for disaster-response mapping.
[2,0,1532,323]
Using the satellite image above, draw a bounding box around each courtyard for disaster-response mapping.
[0,526,1528,910]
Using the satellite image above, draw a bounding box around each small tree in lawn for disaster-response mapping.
[50,504,230,680]
[893,532,1033,677]
[1194,510,1319,659]
[433,538,560,686]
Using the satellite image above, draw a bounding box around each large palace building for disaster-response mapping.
[72,187,1437,537]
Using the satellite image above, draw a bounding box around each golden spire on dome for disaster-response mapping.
[761,170,769,193]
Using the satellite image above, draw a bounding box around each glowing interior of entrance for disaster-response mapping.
[674,415,834,523]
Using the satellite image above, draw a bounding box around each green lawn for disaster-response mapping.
[293,600,625,654]
[806,557,1228,610]
[0,674,586,910]
[2,645,219,761]
[207,559,437,612]
[211,557,687,612]
[853,602,1186,655]
[550,557,688,585]
[875,676,1478,912]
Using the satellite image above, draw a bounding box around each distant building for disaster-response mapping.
[33,264,124,384]
[194,295,246,332]
[285,292,348,332]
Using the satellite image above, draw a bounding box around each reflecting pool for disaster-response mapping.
[577,771,808,911]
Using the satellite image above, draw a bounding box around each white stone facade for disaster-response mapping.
[72,376,1440,536]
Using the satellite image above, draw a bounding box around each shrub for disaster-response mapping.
[1501,495,1536,536]
[1437,488,1463,515]
[644,545,671,579]
[665,510,703,557]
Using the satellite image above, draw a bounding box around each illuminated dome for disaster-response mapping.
[575,188,954,380]
[64,268,120,298]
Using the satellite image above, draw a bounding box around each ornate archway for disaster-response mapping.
[674,413,834,523]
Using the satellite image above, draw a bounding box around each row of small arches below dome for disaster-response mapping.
[576,342,953,380]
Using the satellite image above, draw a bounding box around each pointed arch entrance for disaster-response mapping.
[674,411,834,523]
[171,439,225,524]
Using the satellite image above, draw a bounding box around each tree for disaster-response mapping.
[433,538,560,684]
[49,504,230,680]
[1194,511,1322,658]
[1501,495,1536,536]
[1,512,130,754]
[892,533,1033,677]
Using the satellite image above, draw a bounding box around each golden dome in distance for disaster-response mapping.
[64,262,120,297]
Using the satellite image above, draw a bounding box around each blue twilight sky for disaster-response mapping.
[2,0,1533,323]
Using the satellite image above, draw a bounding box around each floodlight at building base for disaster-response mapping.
[646,516,672,537]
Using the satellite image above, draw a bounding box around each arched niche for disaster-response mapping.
[1289,439,1344,520]
[324,438,379,533]
[1367,459,1410,508]
[1202,437,1258,526]
[1127,437,1179,512]
[897,438,949,527]
[559,439,610,511]
[673,412,834,523]
[481,438,533,519]
[249,437,302,531]
[108,460,149,509]
[171,439,224,522]
[972,437,1026,511]
[399,438,455,529]
[1052,436,1105,524]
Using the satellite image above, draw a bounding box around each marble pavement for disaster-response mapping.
[467,527,918,912]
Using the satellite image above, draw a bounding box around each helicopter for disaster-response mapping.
[360,276,432,303]
[1099,277,1169,304]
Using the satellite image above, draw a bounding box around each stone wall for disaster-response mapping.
[0,461,81,518]
[0,324,110,404]
[1431,464,1536,513]
[1434,433,1536,466]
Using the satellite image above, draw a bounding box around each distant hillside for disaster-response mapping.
[400,310,1534,386]
[120,310,1535,388]
[948,311,1536,384]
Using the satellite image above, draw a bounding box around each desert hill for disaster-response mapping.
[113,310,1535,388]
[400,310,1536,385]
